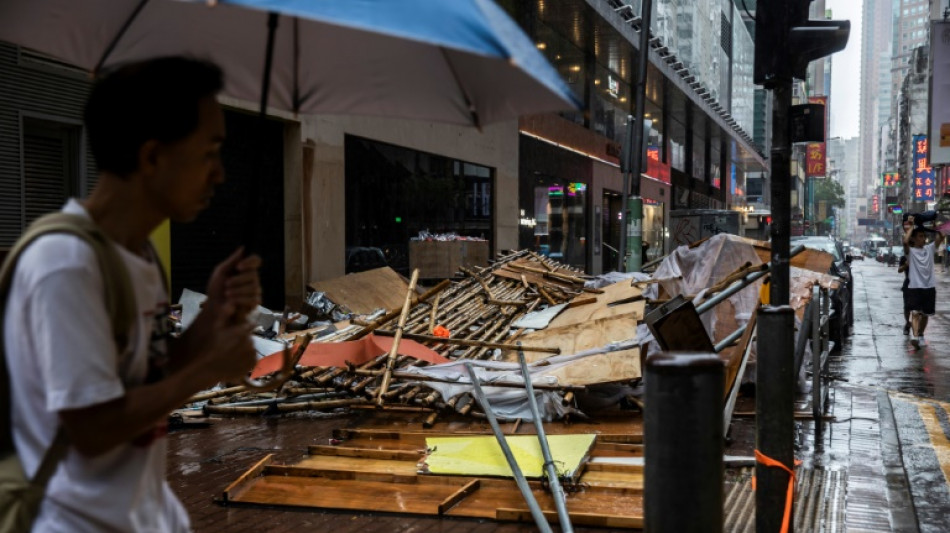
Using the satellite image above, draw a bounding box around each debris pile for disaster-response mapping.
[184,249,644,424]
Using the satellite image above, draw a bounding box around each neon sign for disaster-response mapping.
[913,135,935,201]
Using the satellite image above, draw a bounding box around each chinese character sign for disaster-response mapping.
[806,96,827,178]
[913,134,935,201]
[806,143,826,177]
[871,195,879,215]
[882,172,900,187]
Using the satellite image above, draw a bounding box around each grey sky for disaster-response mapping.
[826,0,863,139]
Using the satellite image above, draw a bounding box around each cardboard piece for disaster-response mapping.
[307,267,414,314]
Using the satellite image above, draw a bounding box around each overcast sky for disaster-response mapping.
[826,0,863,139]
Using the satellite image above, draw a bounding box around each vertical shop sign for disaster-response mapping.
[871,194,879,215]
[645,146,671,183]
[913,134,935,201]
[806,96,827,178]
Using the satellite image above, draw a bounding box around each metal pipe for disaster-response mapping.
[695,244,806,315]
[463,363,553,533]
[644,352,724,532]
[713,323,746,353]
[517,349,573,533]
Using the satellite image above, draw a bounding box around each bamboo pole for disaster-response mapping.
[376,269,420,406]
[351,278,448,339]
[187,385,246,404]
[374,329,559,354]
[427,293,442,334]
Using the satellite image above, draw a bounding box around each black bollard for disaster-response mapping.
[755,305,795,533]
[644,352,724,533]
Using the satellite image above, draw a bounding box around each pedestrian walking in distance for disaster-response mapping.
[903,215,944,349]
[2,57,261,531]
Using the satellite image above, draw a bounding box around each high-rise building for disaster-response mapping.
[859,0,895,221]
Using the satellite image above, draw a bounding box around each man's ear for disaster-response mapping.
[137,139,162,176]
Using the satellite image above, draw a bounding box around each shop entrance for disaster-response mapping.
[602,190,623,272]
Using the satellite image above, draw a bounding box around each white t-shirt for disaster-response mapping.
[3,199,190,532]
[908,241,936,289]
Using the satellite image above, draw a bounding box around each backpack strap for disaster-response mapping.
[0,212,136,480]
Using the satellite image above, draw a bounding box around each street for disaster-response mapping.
[808,256,950,532]
[164,255,950,532]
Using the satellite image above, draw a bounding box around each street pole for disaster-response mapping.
[618,0,653,273]
[757,77,795,533]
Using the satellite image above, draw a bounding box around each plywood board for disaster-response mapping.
[500,314,639,363]
[307,267,413,314]
[537,348,641,385]
[547,280,644,329]
[753,245,833,275]
[423,434,595,478]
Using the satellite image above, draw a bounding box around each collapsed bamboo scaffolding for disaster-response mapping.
[183,251,592,419]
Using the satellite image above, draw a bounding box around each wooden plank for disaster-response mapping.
[546,279,645,329]
[233,475,464,515]
[437,479,480,515]
[495,507,644,529]
[296,455,420,476]
[222,454,273,503]
[307,267,414,314]
[307,445,424,461]
[263,465,420,484]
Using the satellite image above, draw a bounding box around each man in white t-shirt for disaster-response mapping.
[3,57,261,531]
[903,215,945,349]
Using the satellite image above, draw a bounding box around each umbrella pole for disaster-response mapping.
[463,363,553,533]
[516,347,573,533]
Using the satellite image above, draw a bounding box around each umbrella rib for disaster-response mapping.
[94,0,151,76]
[438,47,481,129]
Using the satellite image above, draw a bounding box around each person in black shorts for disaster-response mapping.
[903,215,945,348]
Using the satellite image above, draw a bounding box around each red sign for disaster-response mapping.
[645,146,671,184]
[806,96,827,178]
[871,194,880,214]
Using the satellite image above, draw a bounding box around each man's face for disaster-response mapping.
[913,232,927,247]
[148,97,226,223]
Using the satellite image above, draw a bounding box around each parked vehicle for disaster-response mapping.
[850,250,865,260]
[790,236,854,349]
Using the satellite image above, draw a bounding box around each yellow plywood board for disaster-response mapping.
[424,434,596,478]
[307,267,413,314]
[547,280,644,329]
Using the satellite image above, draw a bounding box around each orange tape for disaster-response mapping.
[752,450,802,533]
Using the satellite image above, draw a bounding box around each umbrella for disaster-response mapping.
[0,0,581,126]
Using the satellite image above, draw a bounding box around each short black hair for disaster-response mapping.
[84,56,224,177]
[911,227,927,239]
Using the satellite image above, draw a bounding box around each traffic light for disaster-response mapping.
[754,1,850,87]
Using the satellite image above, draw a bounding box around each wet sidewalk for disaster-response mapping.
[165,258,950,532]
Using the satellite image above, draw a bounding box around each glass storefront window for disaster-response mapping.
[344,136,493,275]
[643,201,666,261]
[591,64,631,141]
[520,177,588,269]
[531,19,586,127]
[692,130,706,181]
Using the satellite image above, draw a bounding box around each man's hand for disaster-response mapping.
[206,247,262,321]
